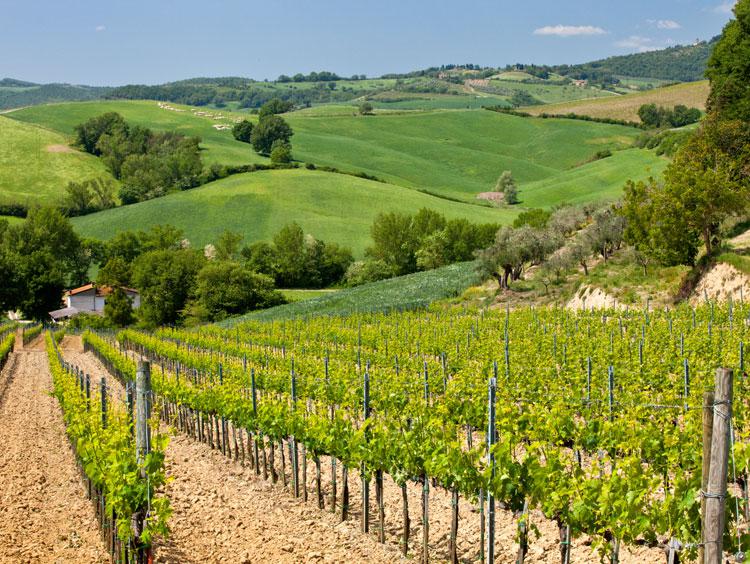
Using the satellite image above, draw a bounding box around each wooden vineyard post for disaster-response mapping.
[702,370,727,562]
[291,364,299,498]
[100,378,107,429]
[135,361,152,564]
[251,368,260,476]
[486,373,497,564]
[422,363,430,564]
[362,369,370,534]
[703,368,732,564]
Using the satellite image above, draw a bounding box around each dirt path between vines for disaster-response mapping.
[61,339,401,563]
[0,336,108,563]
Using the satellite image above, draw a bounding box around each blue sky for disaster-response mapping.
[0,0,737,85]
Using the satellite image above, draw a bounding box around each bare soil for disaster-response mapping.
[690,262,750,305]
[0,338,108,563]
[45,144,76,153]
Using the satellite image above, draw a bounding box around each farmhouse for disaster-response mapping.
[48,283,140,321]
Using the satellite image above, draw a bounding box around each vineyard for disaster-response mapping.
[8,301,732,563]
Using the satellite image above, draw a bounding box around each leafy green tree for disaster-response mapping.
[495,171,518,204]
[272,222,308,287]
[638,103,660,127]
[258,98,294,118]
[251,115,294,154]
[0,208,87,319]
[189,261,284,322]
[621,178,699,266]
[214,230,244,261]
[131,249,205,326]
[241,241,279,279]
[232,120,254,143]
[97,256,132,287]
[344,260,394,286]
[366,212,417,275]
[359,102,374,115]
[64,180,94,215]
[513,208,551,229]
[74,112,127,155]
[270,140,292,164]
[104,287,134,327]
[706,0,750,121]
[661,116,750,254]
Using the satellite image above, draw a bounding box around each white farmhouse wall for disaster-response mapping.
[68,291,97,312]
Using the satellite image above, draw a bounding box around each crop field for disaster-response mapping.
[286,109,645,201]
[482,79,617,105]
[518,149,668,207]
[62,301,750,562]
[524,80,710,122]
[0,115,113,205]
[70,169,515,255]
[363,93,511,110]
[225,261,480,323]
[9,101,654,205]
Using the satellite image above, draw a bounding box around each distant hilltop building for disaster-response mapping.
[571,79,588,87]
[49,283,140,321]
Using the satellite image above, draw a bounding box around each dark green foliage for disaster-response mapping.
[366,208,498,276]
[510,90,542,107]
[706,0,750,121]
[513,208,552,229]
[267,222,353,288]
[104,287,135,327]
[637,103,701,128]
[0,81,110,111]
[74,112,127,155]
[250,115,293,155]
[131,248,205,327]
[549,38,718,82]
[63,178,117,216]
[359,102,374,115]
[187,261,284,322]
[270,141,292,164]
[621,178,699,266]
[231,120,254,143]
[74,113,203,204]
[258,98,294,118]
[0,207,89,319]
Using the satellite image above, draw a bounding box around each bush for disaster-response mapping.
[345,260,394,286]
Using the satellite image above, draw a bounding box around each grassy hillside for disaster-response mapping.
[0,115,113,205]
[8,100,264,167]
[286,109,642,201]
[71,169,516,255]
[219,261,480,323]
[519,150,668,207]
[9,101,647,203]
[524,81,709,122]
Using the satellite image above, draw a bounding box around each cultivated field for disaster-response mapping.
[523,80,710,122]
[7,100,654,204]
[0,115,113,205]
[70,169,515,255]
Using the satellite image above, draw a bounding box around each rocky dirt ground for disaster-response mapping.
[0,333,108,563]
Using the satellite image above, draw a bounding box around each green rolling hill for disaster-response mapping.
[0,115,113,206]
[70,169,516,255]
[8,100,650,203]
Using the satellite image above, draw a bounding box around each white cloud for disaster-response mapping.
[533,25,607,37]
[615,35,658,52]
[713,1,737,14]
[95,25,106,32]
[656,19,681,29]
